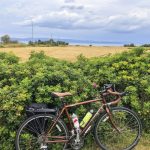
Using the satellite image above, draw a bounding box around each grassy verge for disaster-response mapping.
[82,134,150,150]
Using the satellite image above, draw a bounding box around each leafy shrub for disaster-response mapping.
[0,48,150,149]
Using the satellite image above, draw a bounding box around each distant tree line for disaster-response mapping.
[124,43,135,47]
[124,43,150,47]
[0,35,18,44]
[0,35,69,47]
[141,44,150,47]
[28,39,69,46]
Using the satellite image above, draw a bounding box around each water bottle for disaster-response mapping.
[72,113,81,142]
[72,113,80,129]
[80,110,93,128]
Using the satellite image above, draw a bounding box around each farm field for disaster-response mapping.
[0,46,129,61]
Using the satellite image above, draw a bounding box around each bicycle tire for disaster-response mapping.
[94,107,142,150]
[15,114,69,150]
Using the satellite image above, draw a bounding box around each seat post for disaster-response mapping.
[60,97,64,101]
[60,97,66,106]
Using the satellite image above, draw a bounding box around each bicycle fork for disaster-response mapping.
[105,105,121,133]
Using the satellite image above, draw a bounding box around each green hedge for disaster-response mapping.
[0,48,150,149]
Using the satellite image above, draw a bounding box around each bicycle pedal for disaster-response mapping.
[63,147,72,150]
[63,144,72,150]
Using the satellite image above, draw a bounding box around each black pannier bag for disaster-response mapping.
[26,103,57,117]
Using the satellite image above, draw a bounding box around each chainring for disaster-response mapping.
[70,137,84,150]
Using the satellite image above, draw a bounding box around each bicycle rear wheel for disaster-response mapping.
[15,114,69,150]
[94,107,142,150]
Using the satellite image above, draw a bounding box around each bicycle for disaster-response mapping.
[15,84,142,150]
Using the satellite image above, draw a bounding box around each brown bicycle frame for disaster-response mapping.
[45,89,121,143]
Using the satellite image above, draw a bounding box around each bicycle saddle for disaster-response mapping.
[51,92,72,98]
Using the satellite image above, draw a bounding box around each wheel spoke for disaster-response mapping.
[95,107,141,150]
[16,114,68,150]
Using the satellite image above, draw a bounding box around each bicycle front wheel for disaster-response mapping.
[94,107,142,150]
[15,114,69,150]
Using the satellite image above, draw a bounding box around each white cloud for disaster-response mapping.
[1,0,150,41]
[61,4,84,11]
[64,0,75,3]
[108,8,150,32]
[16,5,150,33]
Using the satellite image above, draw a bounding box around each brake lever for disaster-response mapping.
[99,90,107,94]
[119,91,130,97]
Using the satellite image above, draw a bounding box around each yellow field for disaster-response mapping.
[0,46,129,61]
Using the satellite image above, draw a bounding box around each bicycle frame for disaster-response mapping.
[45,90,121,144]
[16,86,142,150]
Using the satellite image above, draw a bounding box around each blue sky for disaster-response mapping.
[0,0,150,44]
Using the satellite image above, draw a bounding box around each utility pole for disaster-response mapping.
[50,33,53,45]
[51,33,53,40]
[31,19,34,43]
